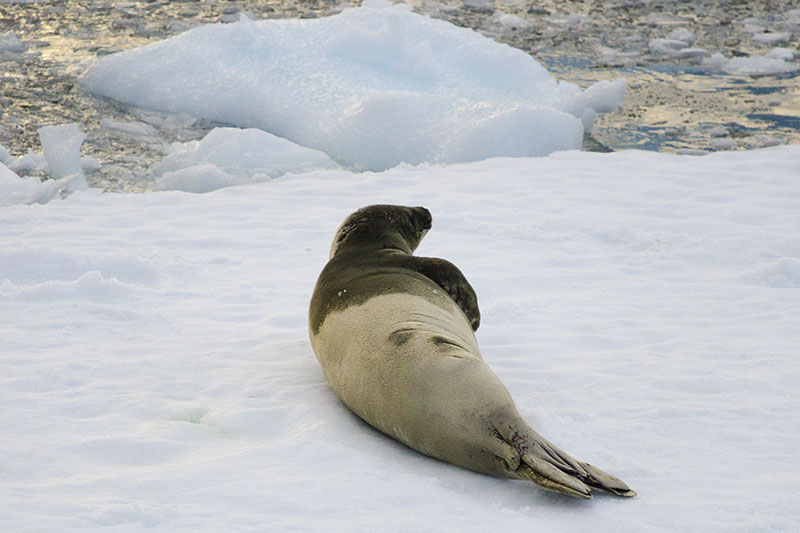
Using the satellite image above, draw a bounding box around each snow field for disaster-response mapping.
[2,146,799,530]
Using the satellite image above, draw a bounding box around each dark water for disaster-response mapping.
[1,0,798,192]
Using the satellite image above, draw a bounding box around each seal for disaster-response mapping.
[309,204,635,498]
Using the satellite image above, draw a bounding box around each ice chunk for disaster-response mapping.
[492,12,530,30]
[100,118,160,138]
[37,124,87,180]
[1,162,36,206]
[1,161,88,206]
[741,17,765,33]
[673,48,710,60]
[751,32,791,45]
[648,38,689,56]
[7,149,47,173]
[649,36,708,61]
[81,157,102,172]
[154,164,245,193]
[153,127,339,180]
[668,28,696,45]
[708,126,729,138]
[0,31,28,60]
[646,13,683,25]
[135,110,197,129]
[753,134,782,147]
[710,138,735,150]
[80,0,625,170]
[702,53,728,68]
[439,108,583,163]
[583,79,627,112]
[0,144,11,164]
[724,55,800,76]
[594,45,640,67]
[765,47,796,61]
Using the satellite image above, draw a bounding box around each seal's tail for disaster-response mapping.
[500,419,636,499]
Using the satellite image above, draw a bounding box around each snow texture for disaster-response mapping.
[80,0,625,171]
[2,146,799,530]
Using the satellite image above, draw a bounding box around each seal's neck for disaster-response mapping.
[333,230,415,258]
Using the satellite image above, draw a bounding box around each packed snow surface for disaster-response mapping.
[80,0,625,171]
[2,146,799,530]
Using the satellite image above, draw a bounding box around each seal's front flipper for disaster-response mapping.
[409,257,481,330]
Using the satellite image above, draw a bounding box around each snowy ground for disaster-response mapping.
[2,146,799,530]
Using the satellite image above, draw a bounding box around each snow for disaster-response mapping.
[79,0,625,171]
[2,145,800,530]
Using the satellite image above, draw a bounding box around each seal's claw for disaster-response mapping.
[520,452,592,498]
[578,461,636,497]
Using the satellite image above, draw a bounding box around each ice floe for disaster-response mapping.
[80,0,626,171]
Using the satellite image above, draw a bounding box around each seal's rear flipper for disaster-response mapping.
[578,461,637,497]
[501,420,636,499]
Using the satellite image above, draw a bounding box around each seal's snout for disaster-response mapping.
[415,206,432,229]
[412,206,432,236]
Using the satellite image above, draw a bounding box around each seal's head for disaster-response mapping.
[329,205,432,259]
